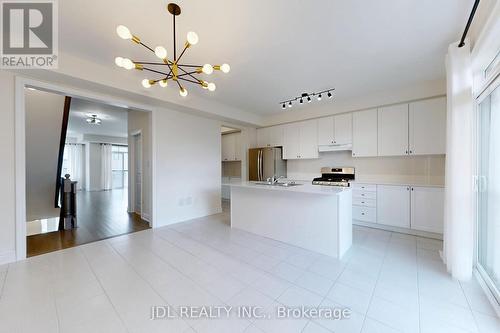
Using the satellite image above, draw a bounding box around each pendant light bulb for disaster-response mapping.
[122,58,134,70]
[142,79,152,88]
[159,79,168,88]
[187,31,199,45]
[115,57,124,67]
[116,25,132,40]
[220,63,231,73]
[180,88,188,97]
[207,82,216,92]
[202,64,214,75]
[154,46,167,59]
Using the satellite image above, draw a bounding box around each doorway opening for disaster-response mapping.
[25,88,152,257]
[221,126,242,211]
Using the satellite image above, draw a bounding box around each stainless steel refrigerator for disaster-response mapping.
[248,147,287,181]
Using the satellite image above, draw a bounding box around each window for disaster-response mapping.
[112,145,128,189]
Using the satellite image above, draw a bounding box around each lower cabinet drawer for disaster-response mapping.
[353,197,376,207]
[353,206,377,223]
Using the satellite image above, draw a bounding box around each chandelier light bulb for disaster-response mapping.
[202,64,213,75]
[180,88,188,97]
[220,63,231,73]
[187,31,199,45]
[207,82,216,91]
[116,25,132,40]
[142,79,152,88]
[159,79,168,87]
[154,46,167,59]
[328,91,332,98]
[115,57,124,67]
[318,94,322,101]
[288,101,292,108]
[122,58,135,70]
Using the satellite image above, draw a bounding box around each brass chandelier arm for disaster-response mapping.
[178,77,203,85]
[175,44,189,64]
[177,70,199,78]
[143,67,171,76]
[133,61,170,66]
[176,64,203,68]
[177,66,201,83]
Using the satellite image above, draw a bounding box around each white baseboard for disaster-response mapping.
[0,250,16,265]
[353,220,443,240]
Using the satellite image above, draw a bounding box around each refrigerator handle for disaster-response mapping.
[257,150,262,181]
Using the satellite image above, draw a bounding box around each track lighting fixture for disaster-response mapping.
[279,89,334,110]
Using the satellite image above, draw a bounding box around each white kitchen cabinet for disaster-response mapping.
[410,186,444,233]
[378,104,409,156]
[352,109,378,157]
[377,185,411,228]
[334,113,353,145]
[318,116,335,145]
[221,132,241,161]
[409,97,446,155]
[283,119,318,159]
[257,125,284,147]
[318,114,352,146]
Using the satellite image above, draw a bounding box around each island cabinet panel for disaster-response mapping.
[377,185,411,228]
[283,119,318,159]
[377,104,409,156]
[409,97,446,155]
[352,109,378,157]
[410,186,444,233]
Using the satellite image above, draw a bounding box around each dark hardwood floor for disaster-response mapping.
[27,188,150,257]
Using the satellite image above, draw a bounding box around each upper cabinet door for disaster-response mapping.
[334,113,353,145]
[269,125,284,147]
[299,119,319,159]
[378,104,409,156]
[221,133,235,161]
[234,132,242,161]
[410,186,444,233]
[352,109,378,157]
[318,116,335,145]
[283,123,301,159]
[256,127,271,147]
[409,97,446,155]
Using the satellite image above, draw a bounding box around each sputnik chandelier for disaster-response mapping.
[114,3,230,97]
[281,89,335,109]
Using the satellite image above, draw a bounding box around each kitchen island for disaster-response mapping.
[230,182,352,258]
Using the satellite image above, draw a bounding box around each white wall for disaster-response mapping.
[287,151,446,186]
[85,143,102,191]
[0,72,16,263]
[128,110,152,221]
[154,108,222,226]
[25,89,66,221]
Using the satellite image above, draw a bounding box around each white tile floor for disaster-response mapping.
[0,209,499,333]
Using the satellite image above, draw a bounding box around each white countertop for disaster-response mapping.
[230,181,349,196]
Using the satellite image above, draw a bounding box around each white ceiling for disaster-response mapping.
[67,98,128,138]
[59,0,471,115]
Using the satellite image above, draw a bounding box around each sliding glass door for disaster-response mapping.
[112,145,128,189]
[477,79,500,303]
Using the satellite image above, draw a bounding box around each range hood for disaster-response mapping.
[318,143,353,152]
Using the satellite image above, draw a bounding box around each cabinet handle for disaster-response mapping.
[405,150,408,154]
[361,213,365,215]
[407,187,410,190]
[361,201,365,204]
[411,187,414,191]
[409,150,413,154]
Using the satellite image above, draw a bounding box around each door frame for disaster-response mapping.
[15,76,157,261]
[129,130,143,218]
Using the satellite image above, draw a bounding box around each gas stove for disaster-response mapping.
[312,167,355,187]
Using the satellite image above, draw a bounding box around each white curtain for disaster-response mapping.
[101,144,113,190]
[63,144,83,190]
[442,39,474,281]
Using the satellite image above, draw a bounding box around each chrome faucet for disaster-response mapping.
[267,175,285,184]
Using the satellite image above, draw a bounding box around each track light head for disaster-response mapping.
[300,98,303,104]
[288,101,292,108]
[307,96,311,103]
[328,91,332,98]
[318,94,322,101]
[282,103,286,109]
